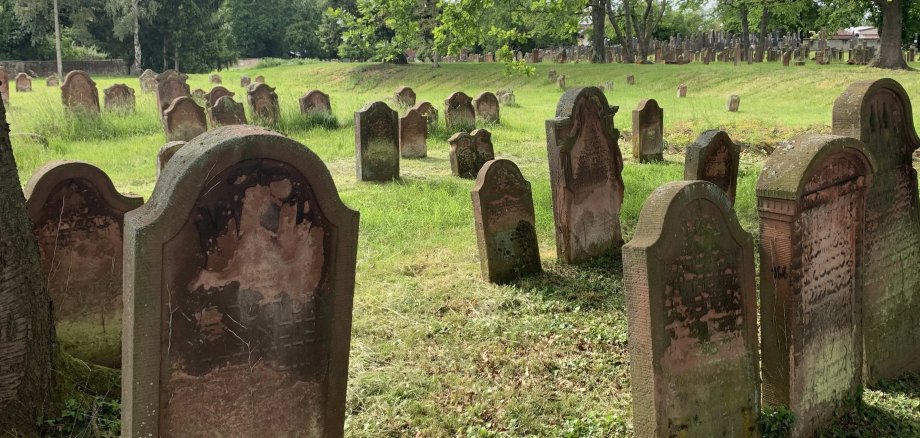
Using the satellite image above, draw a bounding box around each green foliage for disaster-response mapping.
[760,405,796,438]
[37,396,120,437]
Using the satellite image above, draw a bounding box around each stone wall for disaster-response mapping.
[0,60,129,77]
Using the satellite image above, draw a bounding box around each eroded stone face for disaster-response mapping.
[632,99,664,162]
[46,74,59,87]
[444,92,475,132]
[209,74,222,84]
[104,84,136,112]
[247,83,280,126]
[399,108,427,159]
[394,86,416,107]
[449,129,494,179]
[299,90,331,114]
[411,102,438,132]
[205,86,234,109]
[139,69,157,93]
[473,92,500,123]
[355,101,399,181]
[727,95,740,112]
[155,70,190,113]
[15,73,31,92]
[684,130,740,203]
[240,76,251,88]
[163,96,207,142]
[61,70,100,114]
[209,96,247,127]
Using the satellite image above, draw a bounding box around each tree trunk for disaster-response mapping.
[52,0,62,78]
[131,0,142,76]
[0,98,56,436]
[608,3,635,63]
[739,2,750,61]
[174,44,179,71]
[872,0,910,69]
[591,1,606,63]
[756,6,770,62]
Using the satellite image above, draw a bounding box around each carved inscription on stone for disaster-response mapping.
[449,129,494,179]
[684,130,740,203]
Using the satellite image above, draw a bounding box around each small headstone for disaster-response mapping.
[46,74,59,87]
[604,80,612,91]
[102,84,135,113]
[399,108,427,159]
[299,90,332,114]
[155,69,190,113]
[472,92,500,124]
[444,91,476,132]
[15,73,31,92]
[557,75,566,89]
[471,159,541,284]
[121,125,360,438]
[497,91,515,106]
[247,83,280,126]
[449,129,494,179]
[209,96,247,128]
[61,70,100,114]
[254,75,265,83]
[139,69,157,93]
[0,68,9,102]
[631,99,664,163]
[209,74,222,84]
[727,95,740,112]
[24,161,143,367]
[548,69,557,81]
[684,130,740,203]
[626,75,635,85]
[394,86,416,107]
[677,84,687,98]
[163,96,207,142]
[204,86,234,109]
[355,101,399,182]
[156,141,186,176]
[240,75,251,87]
[411,101,438,131]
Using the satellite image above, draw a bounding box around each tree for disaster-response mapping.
[106,0,159,75]
[607,0,667,63]
[590,0,606,63]
[873,0,910,69]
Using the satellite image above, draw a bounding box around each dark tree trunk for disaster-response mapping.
[0,99,56,435]
[740,2,750,61]
[591,1,607,63]
[608,3,635,63]
[872,0,911,69]
[756,6,770,62]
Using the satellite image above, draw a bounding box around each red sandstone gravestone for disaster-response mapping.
[300,90,332,114]
[240,75,251,87]
[399,108,427,159]
[248,82,280,126]
[355,101,399,182]
[677,84,687,98]
[205,86,234,109]
[445,91,476,132]
[632,99,664,162]
[684,130,740,204]
[46,74,58,87]
[394,86,416,107]
[473,91,500,124]
[103,84,136,112]
[163,96,207,142]
[624,180,760,437]
[209,96,247,128]
[121,125,359,437]
[155,69,190,113]
[727,95,740,112]
[157,141,186,176]
[209,74,222,84]
[757,134,874,437]
[25,161,143,367]
[61,70,100,114]
[15,73,31,92]
[449,129,495,179]
[139,69,156,93]
[411,101,438,132]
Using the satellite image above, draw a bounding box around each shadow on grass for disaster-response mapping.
[514,254,625,311]
[876,372,920,399]
[819,396,920,437]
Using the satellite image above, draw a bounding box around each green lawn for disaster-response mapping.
[8,60,920,437]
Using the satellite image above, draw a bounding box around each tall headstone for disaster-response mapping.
[61,70,100,114]
[121,125,360,438]
[546,87,624,264]
[684,130,740,204]
[832,78,920,383]
[163,96,207,142]
[14,73,31,92]
[557,75,566,89]
[394,86,416,107]
[25,161,143,367]
[727,95,740,112]
[155,69,190,113]
[472,91,500,124]
[300,90,332,114]
[104,84,136,112]
[757,134,873,437]
[444,91,476,132]
[471,159,541,284]
[449,129,495,179]
[247,83,280,126]
[354,101,399,182]
[632,99,664,163]
[209,96,247,127]
[399,108,427,159]
[624,180,760,437]
[205,86,234,109]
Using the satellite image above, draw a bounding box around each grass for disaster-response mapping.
[6,60,920,437]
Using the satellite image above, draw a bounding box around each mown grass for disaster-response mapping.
[6,60,920,437]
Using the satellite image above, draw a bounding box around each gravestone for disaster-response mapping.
[548,70,557,81]
[190,89,207,107]
[121,125,360,438]
[139,69,157,93]
[156,141,185,176]
[300,90,332,114]
[247,83,280,126]
[626,75,635,85]
[163,96,207,142]
[411,101,438,132]
[240,75,251,87]
[394,86,416,107]
[254,75,265,83]
[61,70,100,114]
[727,95,740,112]
[209,74,222,84]
[623,180,760,437]
[471,159,541,284]
[677,84,687,98]
[632,99,664,163]
[444,91,476,132]
[449,129,495,179]
[205,86,234,108]
[557,76,566,89]
[472,92,500,124]
[604,80,612,91]
[354,101,399,181]
[832,78,920,383]
[399,108,427,158]
[209,96,247,127]
[15,73,31,92]
[757,134,873,437]
[155,69,190,113]
[684,130,740,203]
[0,68,9,102]
[46,74,59,87]
[103,84,136,112]
[497,91,515,106]
[546,87,624,264]
[25,161,143,367]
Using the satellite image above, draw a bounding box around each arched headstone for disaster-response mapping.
[472,92,500,124]
[156,141,186,176]
[684,130,740,203]
[354,101,399,182]
[104,84,136,112]
[209,96,247,128]
[163,96,207,142]
[46,74,59,87]
[449,129,494,179]
[14,73,31,92]
[139,69,157,93]
[61,70,100,114]
[240,75,251,87]
[632,99,664,162]
[205,86,234,109]
[155,69,190,113]
[411,101,438,131]
[247,83,280,126]
[444,91,475,132]
[300,90,332,114]
[394,86,416,107]
[209,74,222,84]
[399,108,427,158]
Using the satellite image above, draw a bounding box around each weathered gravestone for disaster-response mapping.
[205,86,234,109]
[157,141,185,176]
[394,86,416,107]
[61,70,100,114]
[163,96,207,142]
[727,95,740,112]
[25,161,143,367]
[15,73,31,92]
[399,108,427,158]
[497,91,515,106]
[471,159,541,284]
[604,80,613,91]
[254,75,265,83]
[546,87,624,264]
[449,129,495,179]
[209,96,247,128]
[548,70,557,81]
[444,91,476,132]
[757,134,874,437]
[46,74,59,87]
[209,74,222,84]
[155,69,190,113]
[240,75,251,87]
[103,84,136,112]
[472,91,500,124]
[354,101,399,181]
[139,69,157,93]
[632,99,664,163]
[677,84,687,98]
[248,83,280,126]
[626,75,635,85]
[411,101,438,131]
[684,130,740,204]
[190,89,207,107]
[121,125,360,438]
[832,78,920,383]
[623,180,760,437]
[300,90,332,114]
[0,68,9,102]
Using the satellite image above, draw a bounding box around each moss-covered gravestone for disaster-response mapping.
[623,180,759,437]
[545,87,624,264]
[684,130,740,204]
[103,84,136,112]
[157,141,186,176]
[355,101,399,182]
[247,82,280,126]
[632,99,664,162]
[300,90,332,114]
[449,129,494,179]
[209,96,247,128]
[412,101,438,132]
[473,91,500,124]
[399,108,427,158]
[163,96,207,142]
[155,69,190,113]
[25,161,143,367]
[61,70,100,114]
[122,126,359,437]
[205,86,234,109]
[445,91,475,132]
[757,134,874,437]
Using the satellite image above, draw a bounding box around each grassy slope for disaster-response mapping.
[7,60,920,436]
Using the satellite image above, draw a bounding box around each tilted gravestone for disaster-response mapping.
[15,73,31,92]
[209,96,247,128]
[121,125,360,438]
[248,83,280,126]
[411,101,438,132]
[205,86,234,109]
[46,74,59,87]
[139,69,156,93]
[394,86,416,107]
[354,101,399,181]
[471,159,541,284]
[472,92,500,124]
[155,69,190,113]
[103,84,136,112]
[727,95,740,112]
[209,74,222,84]
[0,68,9,102]
[25,161,143,367]
[240,75,251,87]
[444,91,476,132]
[832,78,920,383]
[162,96,207,142]
[449,129,495,179]
[157,141,185,176]
[684,130,740,204]
[61,70,100,114]
[300,90,332,114]
[757,134,874,437]
[632,99,664,162]
[546,87,624,264]
[399,108,427,159]
[624,180,760,437]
